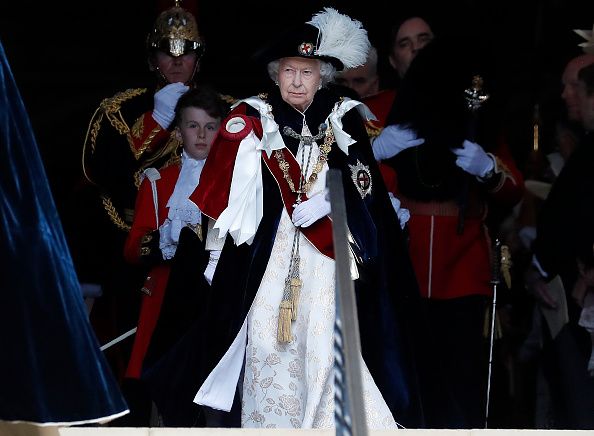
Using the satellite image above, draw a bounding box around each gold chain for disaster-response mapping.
[274,124,334,195]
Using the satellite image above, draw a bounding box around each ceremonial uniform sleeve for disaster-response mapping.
[82,89,180,234]
[482,137,524,209]
[82,89,173,193]
[124,177,159,264]
[128,111,172,158]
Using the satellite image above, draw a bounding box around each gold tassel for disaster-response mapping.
[277,300,293,343]
[500,245,512,289]
[483,306,503,340]
[495,313,503,339]
[277,224,301,342]
[290,277,302,320]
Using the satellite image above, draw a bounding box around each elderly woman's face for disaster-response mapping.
[278,57,321,112]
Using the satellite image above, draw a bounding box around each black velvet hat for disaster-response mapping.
[253,8,370,72]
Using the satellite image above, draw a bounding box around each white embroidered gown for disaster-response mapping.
[239,122,398,429]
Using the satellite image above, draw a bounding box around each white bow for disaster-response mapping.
[327,98,377,155]
[212,120,264,246]
[233,97,286,157]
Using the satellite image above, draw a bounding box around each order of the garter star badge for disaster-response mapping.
[349,160,373,198]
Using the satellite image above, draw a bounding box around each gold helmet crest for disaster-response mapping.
[147,1,204,58]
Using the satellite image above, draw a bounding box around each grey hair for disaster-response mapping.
[267,59,337,87]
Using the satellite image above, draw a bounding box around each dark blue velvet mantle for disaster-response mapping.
[0,40,128,425]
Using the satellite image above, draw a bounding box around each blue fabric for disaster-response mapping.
[0,40,128,424]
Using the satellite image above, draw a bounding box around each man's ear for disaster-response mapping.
[174,127,182,141]
[148,54,157,72]
[388,54,397,71]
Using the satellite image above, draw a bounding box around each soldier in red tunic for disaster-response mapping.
[372,38,524,427]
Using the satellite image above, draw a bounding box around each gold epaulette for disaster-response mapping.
[133,137,182,189]
[219,93,239,105]
[365,121,381,140]
[82,88,147,184]
[100,88,148,136]
[101,88,147,116]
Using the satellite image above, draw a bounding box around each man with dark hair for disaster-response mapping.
[389,16,435,80]
[366,14,435,134]
[359,15,436,199]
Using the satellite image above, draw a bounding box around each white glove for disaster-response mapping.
[451,140,494,178]
[518,226,537,250]
[388,192,410,229]
[292,190,331,228]
[372,124,425,160]
[152,82,189,129]
[203,249,221,285]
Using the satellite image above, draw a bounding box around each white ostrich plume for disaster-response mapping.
[574,24,594,55]
[308,7,371,70]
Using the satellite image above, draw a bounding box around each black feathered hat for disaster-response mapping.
[253,8,370,72]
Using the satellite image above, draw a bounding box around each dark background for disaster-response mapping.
[1,0,594,213]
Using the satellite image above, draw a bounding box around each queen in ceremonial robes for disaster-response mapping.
[144,8,425,429]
